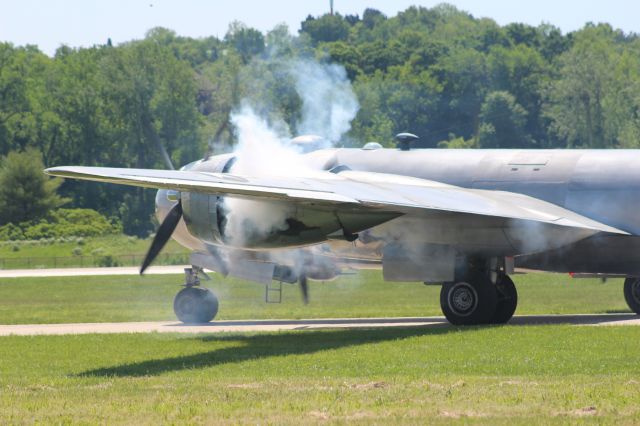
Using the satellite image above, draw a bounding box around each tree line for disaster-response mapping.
[1,4,640,235]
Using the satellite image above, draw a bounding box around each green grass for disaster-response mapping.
[1,326,639,424]
[0,271,631,324]
[0,234,188,268]
[0,271,639,423]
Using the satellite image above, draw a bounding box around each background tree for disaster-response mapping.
[300,14,351,45]
[2,5,640,233]
[225,21,265,63]
[478,91,530,148]
[0,44,50,156]
[0,149,67,224]
[544,25,619,148]
[362,8,386,30]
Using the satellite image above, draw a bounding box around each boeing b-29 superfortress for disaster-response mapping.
[47,134,640,325]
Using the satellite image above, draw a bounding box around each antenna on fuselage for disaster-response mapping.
[395,133,419,151]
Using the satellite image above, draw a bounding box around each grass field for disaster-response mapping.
[0,235,188,268]
[0,271,632,324]
[1,327,640,424]
[1,271,639,424]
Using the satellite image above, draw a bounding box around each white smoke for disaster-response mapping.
[222,106,296,246]
[222,57,359,247]
[290,60,359,143]
[228,105,296,176]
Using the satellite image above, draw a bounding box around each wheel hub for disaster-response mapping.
[176,294,196,314]
[173,287,219,323]
[448,283,478,316]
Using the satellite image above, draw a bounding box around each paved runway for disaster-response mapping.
[0,314,638,336]
[0,265,188,278]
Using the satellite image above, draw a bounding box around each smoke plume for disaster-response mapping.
[222,57,359,247]
[290,60,359,143]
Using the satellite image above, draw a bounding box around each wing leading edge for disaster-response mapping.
[45,165,628,236]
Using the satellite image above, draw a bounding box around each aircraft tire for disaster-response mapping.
[624,277,640,315]
[173,287,219,323]
[489,274,518,324]
[440,275,497,326]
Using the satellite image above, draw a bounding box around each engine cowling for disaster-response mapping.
[178,154,232,246]
[179,154,345,249]
[182,192,344,249]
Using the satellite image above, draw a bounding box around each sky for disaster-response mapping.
[1,0,639,56]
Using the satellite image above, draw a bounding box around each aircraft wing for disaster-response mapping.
[45,166,628,236]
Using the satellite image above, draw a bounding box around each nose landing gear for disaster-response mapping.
[173,266,219,323]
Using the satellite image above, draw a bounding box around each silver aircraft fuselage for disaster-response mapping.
[332,148,640,234]
[163,148,640,277]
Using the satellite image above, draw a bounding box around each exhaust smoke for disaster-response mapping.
[222,55,359,248]
[291,59,359,143]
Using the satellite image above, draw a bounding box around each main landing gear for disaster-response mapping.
[173,266,219,323]
[624,277,640,315]
[440,269,518,326]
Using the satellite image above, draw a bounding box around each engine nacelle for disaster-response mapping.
[155,153,236,250]
[164,153,398,250]
[182,192,343,249]
[177,153,350,249]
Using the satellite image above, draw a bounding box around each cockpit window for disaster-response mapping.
[179,160,202,171]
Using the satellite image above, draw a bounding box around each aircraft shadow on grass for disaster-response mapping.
[78,326,458,378]
[76,313,637,378]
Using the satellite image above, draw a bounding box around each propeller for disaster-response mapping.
[140,200,182,274]
[141,120,236,275]
[299,273,309,305]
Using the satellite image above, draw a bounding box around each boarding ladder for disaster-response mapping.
[265,281,283,303]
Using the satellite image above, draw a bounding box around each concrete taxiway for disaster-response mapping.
[0,265,187,278]
[0,314,638,336]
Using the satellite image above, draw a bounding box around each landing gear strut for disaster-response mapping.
[440,268,518,325]
[624,277,640,315]
[173,266,219,323]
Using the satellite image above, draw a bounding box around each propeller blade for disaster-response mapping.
[140,201,182,274]
[299,274,309,305]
